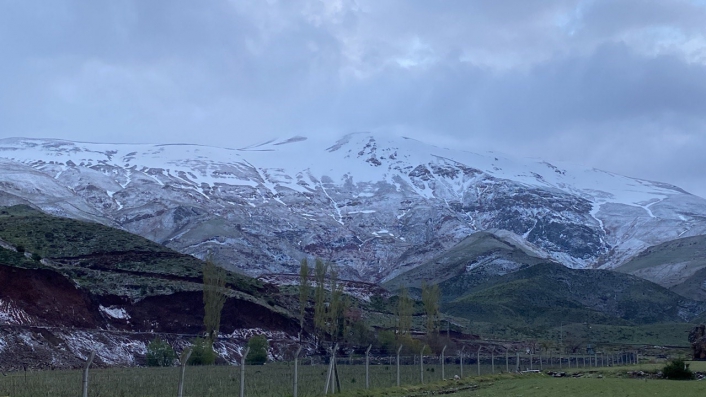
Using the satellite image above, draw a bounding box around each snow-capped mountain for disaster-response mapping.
[0,133,704,282]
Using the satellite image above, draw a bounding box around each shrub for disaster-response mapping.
[663,358,694,380]
[31,253,41,262]
[245,335,269,365]
[188,338,217,365]
[15,245,25,253]
[146,337,176,367]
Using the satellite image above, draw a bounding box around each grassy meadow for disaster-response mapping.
[1,357,701,397]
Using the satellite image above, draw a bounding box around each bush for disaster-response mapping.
[245,335,268,365]
[31,253,41,262]
[663,358,694,380]
[188,338,217,365]
[146,337,176,367]
[15,245,25,253]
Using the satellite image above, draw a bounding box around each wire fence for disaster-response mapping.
[0,344,651,397]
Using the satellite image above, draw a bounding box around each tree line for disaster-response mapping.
[299,258,443,353]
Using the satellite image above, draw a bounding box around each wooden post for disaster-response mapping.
[82,351,95,397]
[294,346,302,397]
[177,348,192,397]
[396,345,403,387]
[530,351,533,370]
[240,347,250,397]
[516,352,520,372]
[441,345,447,380]
[365,345,372,389]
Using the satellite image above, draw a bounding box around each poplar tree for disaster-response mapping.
[421,281,440,339]
[328,265,342,340]
[203,255,227,345]
[397,286,413,337]
[313,258,328,339]
[298,258,310,332]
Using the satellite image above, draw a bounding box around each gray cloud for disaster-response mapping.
[1,0,706,195]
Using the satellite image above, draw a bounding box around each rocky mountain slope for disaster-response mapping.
[1,134,705,283]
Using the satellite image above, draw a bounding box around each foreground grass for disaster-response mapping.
[336,361,706,397]
[462,376,706,397]
[2,361,703,397]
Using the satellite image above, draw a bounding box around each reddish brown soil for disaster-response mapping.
[0,263,297,335]
[0,264,100,328]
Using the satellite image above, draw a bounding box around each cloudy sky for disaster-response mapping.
[2,0,706,196]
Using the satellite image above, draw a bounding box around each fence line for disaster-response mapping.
[0,344,649,397]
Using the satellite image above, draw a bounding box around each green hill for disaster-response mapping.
[616,234,706,301]
[443,262,706,331]
[0,205,297,335]
[384,231,548,301]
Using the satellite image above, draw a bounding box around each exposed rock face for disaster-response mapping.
[689,324,706,360]
[1,134,706,283]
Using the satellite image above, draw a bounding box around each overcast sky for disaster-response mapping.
[2,0,706,196]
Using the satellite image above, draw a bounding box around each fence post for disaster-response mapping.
[491,348,495,374]
[82,351,95,397]
[477,347,481,376]
[516,352,519,372]
[294,346,302,397]
[529,351,533,370]
[177,348,192,397]
[460,346,465,378]
[365,345,372,389]
[505,347,510,373]
[324,344,338,395]
[240,347,250,397]
[419,346,423,384]
[441,345,447,380]
[396,345,403,387]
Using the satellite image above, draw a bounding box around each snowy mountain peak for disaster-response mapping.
[0,134,704,281]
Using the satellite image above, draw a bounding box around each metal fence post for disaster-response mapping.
[396,345,403,387]
[82,351,95,397]
[240,347,250,397]
[419,346,423,384]
[177,348,192,397]
[477,347,481,376]
[365,345,372,389]
[491,348,495,374]
[505,347,510,373]
[441,345,447,380]
[294,346,302,397]
[460,346,465,378]
[324,344,338,395]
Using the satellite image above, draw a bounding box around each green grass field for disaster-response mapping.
[2,359,701,397]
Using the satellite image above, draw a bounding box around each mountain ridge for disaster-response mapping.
[1,133,705,284]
